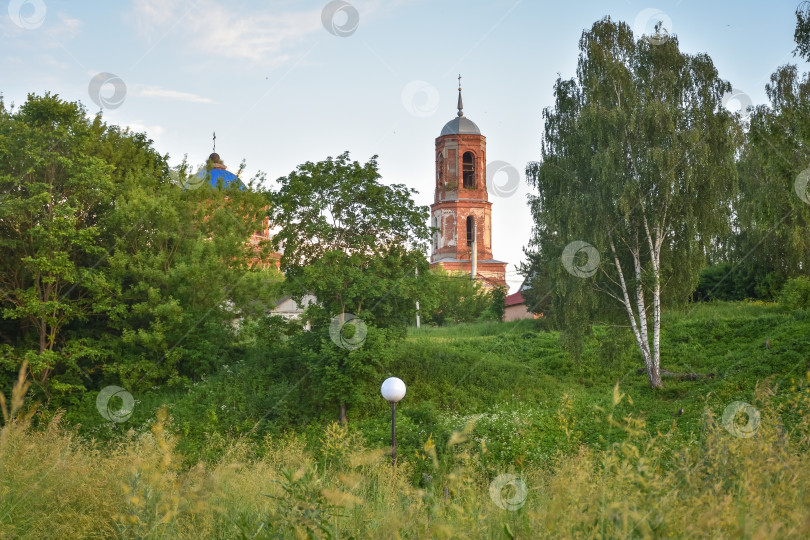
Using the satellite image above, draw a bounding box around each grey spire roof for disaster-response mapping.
[440,116,481,136]
[440,80,481,136]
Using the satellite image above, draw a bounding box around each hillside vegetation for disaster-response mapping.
[3,302,810,538]
[61,302,810,463]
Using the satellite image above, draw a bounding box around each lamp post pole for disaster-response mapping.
[381,377,406,469]
[391,401,397,466]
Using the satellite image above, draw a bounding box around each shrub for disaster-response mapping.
[779,276,810,310]
[693,263,780,301]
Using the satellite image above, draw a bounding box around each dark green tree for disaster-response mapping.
[523,18,739,388]
[271,152,430,272]
[0,94,116,386]
[0,93,279,397]
[731,9,810,297]
[423,269,493,325]
[490,285,508,322]
[100,160,280,389]
[795,1,810,61]
[269,152,432,422]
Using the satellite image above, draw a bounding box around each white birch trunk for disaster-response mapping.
[608,234,662,389]
[609,237,647,361]
[640,211,664,388]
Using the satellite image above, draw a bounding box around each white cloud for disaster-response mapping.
[48,12,82,41]
[130,0,188,31]
[132,84,215,104]
[125,121,165,140]
[0,10,82,46]
[39,53,70,70]
[130,0,324,65]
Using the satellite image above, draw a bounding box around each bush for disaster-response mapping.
[424,270,493,325]
[780,276,810,310]
[693,263,781,301]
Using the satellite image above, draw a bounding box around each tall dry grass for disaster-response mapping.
[2,363,810,539]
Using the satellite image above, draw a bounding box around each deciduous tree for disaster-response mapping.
[523,18,739,388]
[270,152,432,421]
[0,93,278,396]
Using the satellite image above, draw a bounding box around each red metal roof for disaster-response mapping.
[505,291,524,307]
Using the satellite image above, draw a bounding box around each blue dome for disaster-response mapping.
[193,166,245,190]
[198,167,239,187]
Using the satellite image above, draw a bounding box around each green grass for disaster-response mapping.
[5,301,810,538]
[4,348,810,538]
[369,301,810,466]
[55,301,810,471]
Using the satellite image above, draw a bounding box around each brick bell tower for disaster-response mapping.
[429,78,507,287]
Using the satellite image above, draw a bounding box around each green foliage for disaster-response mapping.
[693,262,783,301]
[729,11,810,291]
[0,93,280,400]
[293,323,394,423]
[489,285,507,322]
[779,276,810,309]
[795,1,810,61]
[733,63,810,291]
[270,151,430,270]
[42,300,810,483]
[295,247,430,331]
[0,94,117,386]
[6,363,810,538]
[268,152,435,422]
[265,465,343,538]
[520,265,553,319]
[523,17,740,386]
[423,269,494,325]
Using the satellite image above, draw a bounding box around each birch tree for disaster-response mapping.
[523,18,739,388]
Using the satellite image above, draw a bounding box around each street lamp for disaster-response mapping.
[381,377,406,467]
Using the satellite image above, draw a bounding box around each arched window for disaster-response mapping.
[437,154,444,185]
[462,151,475,188]
[466,215,475,246]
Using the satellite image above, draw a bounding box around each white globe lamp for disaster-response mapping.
[381,377,406,403]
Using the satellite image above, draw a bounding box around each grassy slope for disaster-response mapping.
[363,302,810,463]
[6,302,810,538]
[66,302,810,467]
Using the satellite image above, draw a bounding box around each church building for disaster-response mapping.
[429,82,507,287]
[197,152,281,271]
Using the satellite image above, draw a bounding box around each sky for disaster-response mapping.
[2,0,808,293]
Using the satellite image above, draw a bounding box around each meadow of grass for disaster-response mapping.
[2,301,810,538]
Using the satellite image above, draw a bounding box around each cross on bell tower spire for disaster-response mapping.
[457,74,463,117]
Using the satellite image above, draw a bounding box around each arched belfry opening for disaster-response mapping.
[437,153,444,186]
[462,151,475,188]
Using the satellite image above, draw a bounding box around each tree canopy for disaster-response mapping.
[269,152,434,422]
[795,1,810,61]
[0,93,280,396]
[523,18,740,388]
[271,152,430,272]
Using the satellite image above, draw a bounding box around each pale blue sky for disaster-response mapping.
[2,0,807,292]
